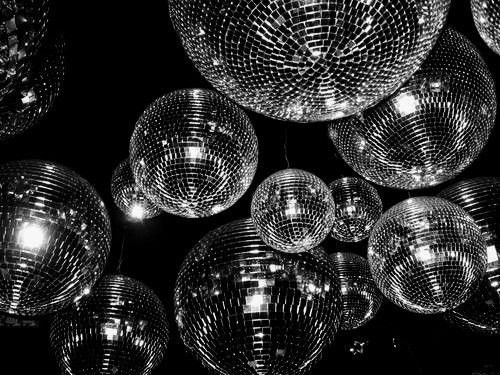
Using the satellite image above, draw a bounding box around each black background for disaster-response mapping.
[1,1,500,374]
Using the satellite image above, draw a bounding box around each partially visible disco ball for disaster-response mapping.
[330,252,383,330]
[329,177,383,242]
[472,0,500,55]
[130,88,258,218]
[50,274,169,375]
[0,160,111,316]
[0,36,65,140]
[111,158,161,220]
[368,197,487,314]
[329,29,496,190]
[175,219,342,375]
[169,0,450,122]
[251,169,335,253]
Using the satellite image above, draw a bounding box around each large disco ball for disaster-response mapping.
[472,0,500,55]
[169,0,450,122]
[50,274,169,375]
[130,88,258,218]
[329,177,382,242]
[251,169,335,253]
[175,219,342,375]
[368,197,487,314]
[329,252,383,330]
[0,36,65,140]
[0,160,111,316]
[111,158,161,220]
[329,29,496,190]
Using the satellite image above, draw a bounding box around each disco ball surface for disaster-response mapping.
[169,0,450,122]
[0,36,65,140]
[50,274,169,375]
[329,177,382,242]
[329,252,383,330]
[251,169,335,253]
[111,158,161,220]
[472,0,500,55]
[329,28,496,190]
[0,160,111,316]
[130,88,258,218]
[368,197,487,314]
[175,219,342,375]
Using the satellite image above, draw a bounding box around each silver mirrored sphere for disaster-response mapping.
[251,169,335,253]
[111,158,161,221]
[368,197,487,314]
[329,177,382,242]
[0,160,111,316]
[50,274,169,375]
[330,252,383,330]
[169,0,450,122]
[130,88,258,218]
[329,29,496,190]
[472,0,500,55]
[175,218,342,375]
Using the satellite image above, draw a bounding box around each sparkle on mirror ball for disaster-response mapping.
[175,219,342,375]
[0,160,111,316]
[329,177,382,242]
[169,0,450,122]
[130,88,258,218]
[472,0,500,55]
[251,169,335,253]
[329,29,496,190]
[368,197,487,314]
[50,274,169,375]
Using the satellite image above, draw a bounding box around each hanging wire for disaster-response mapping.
[116,221,127,274]
[284,126,290,169]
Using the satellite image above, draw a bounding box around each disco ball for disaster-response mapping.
[329,28,496,190]
[251,169,335,253]
[329,177,383,242]
[329,252,383,330]
[175,218,342,375]
[368,196,487,314]
[111,158,161,220]
[472,0,500,55]
[130,88,258,218]
[169,0,450,122]
[0,160,111,316]
[0,36,65,140]
[50,274,169,375]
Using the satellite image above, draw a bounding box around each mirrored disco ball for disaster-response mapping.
[329,252,383,330]
[111,158,161,221]
[0,160,111,316]
[50,274,169,375]
[329,29,496,190]
[0,36,65,140]
[251,169,335,253]
[329,177,383,242]
[130,88,258,218]
[169,0,450,122]
[368,197,487,314]
[175,219,342,375]
[472,0,500,55]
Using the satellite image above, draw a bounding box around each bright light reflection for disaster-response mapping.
[130,204,146,220]
[18,223,46,249]
[248,294,264,307]
[394,93,418,116]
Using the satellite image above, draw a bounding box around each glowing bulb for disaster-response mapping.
[130,204,146,220]
[18,223,46,249]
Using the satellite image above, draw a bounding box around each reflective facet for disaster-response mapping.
[130,88,258,218]
[368,197,487,314]
[472,0,500,55]
[175,219,342,375]
[329,29,496,190]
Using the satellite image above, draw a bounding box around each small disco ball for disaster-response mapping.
[130,88,258,218]
[175,219,342,375]
[0,36,65,140]
[368,196,487,314]
[50,274,169,375]
[169,0,450,122]
[251,169,335,253]
[329,177,383,242]
[329,29,496,190]
[111,158,161,220]
[329,252,383,330]
[472,0,500,55]
[0,160,111,316]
